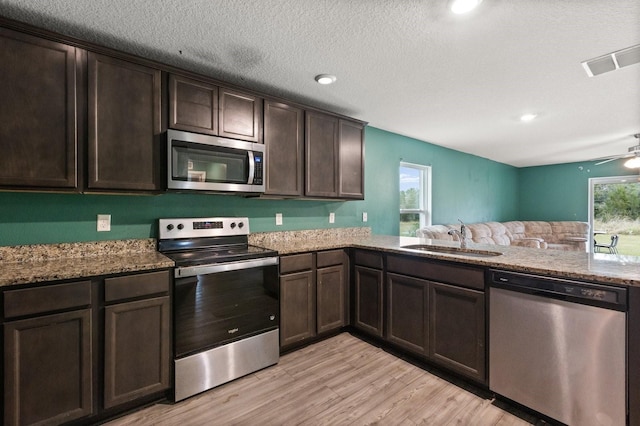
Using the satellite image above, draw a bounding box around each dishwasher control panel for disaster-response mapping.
[491,270,627,310]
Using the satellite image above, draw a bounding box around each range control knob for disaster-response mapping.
[238,222,244,229]
[230,222,237,229]
[166,224,174,231]
[177,224,184,230]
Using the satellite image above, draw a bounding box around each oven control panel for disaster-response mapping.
[159,217,249,239]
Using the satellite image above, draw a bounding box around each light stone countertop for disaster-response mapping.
[2,231,639,288]
[0,239,174,287]
[256,234,640,287]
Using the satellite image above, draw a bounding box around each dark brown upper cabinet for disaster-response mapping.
[169,75,262,143]
[219,88,262,142]
[305,111,339,198]
[0,27,80,190]
[338,119,364,199]
[305,111,365,199]
[263,100,304,196]
[169,74,218,135]
[88,52,162,191]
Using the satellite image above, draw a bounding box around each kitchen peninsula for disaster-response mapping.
[2,233,640,425]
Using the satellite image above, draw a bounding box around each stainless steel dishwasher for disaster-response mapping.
[489,270,627,426]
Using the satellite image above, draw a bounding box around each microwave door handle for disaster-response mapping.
[247,151,255,184]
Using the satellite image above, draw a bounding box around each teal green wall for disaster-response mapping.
[0,126,519,246]
[364,128,519,233]
[517,160,638,221]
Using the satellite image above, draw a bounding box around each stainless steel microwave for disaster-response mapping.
[167,129,265,194]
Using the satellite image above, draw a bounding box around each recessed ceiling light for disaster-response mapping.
[520,113,537,122]
[315,74,337,85]
[450,0,483,14]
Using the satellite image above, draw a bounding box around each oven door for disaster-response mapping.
[173,258,279,359]
[167,129,264,193]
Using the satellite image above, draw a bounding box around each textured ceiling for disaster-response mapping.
[1,0,639,167]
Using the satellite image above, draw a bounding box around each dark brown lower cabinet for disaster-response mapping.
[104,296,171,409]
[279,269,316,347]
[279,250,348,349]
[353,265,384,337]
[4,309,93,426]
[2,270,171,425]
[429,282,485,382]
[386,273,429,355]
[383,254,487,384]
[317,264,346,333]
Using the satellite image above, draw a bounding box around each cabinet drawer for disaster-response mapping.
[105,270,170,302]
[280,253,313,274]
[387,255,484,291]
[317,249,344,268]
[4,280,91,319]
[354,250,383,269]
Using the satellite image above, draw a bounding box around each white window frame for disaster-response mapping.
[588,175,640,252]
[399,162,432,231]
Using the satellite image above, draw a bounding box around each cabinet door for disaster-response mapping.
[104,296,170,409]
[280,270,316,347]
[305,111,339,197]
[219,88,262,142]
[386,273,429,356]
[354,265,384,337]
[264,100,304,196]
[4,310,93,426]
[429,282,485,383]
[0,28,78,189]
[338,119,364,199]
[88,52,162,190]
[169,74,218,135]
[317,264,346,333]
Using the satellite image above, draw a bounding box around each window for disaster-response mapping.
[399,162,432,237]
[589,175,640,256]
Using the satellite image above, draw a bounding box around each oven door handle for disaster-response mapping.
[174,256,279,278]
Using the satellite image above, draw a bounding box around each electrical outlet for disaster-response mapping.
[329,212,335,224]
[275,213,283,226]
[97,214,111,232]
[362,212,368,222]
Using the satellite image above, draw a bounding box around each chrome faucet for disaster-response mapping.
[448,219,468,249]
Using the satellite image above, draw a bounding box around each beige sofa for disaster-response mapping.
[416,221,589,251]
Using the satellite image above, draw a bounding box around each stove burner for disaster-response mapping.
[163,245,276,268]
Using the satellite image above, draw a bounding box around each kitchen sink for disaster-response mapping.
[400,244,503,258]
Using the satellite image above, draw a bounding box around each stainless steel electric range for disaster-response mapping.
[158,217,279,402]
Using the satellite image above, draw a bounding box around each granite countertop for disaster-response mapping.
[256,234,640,287]
[248,227,372,255]
[0,239,174,287]
[3,231,639,289]
[355,236,640,287]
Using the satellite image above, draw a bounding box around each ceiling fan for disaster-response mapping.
[594,134,640,167]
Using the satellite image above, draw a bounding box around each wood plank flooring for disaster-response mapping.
[106,333,538,426]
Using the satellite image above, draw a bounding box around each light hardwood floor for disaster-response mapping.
[106,333,537,425]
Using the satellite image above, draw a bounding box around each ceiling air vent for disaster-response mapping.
[582,44,640,77]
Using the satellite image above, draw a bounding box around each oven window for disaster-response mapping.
[172,142,248,183]
[173,265,279,358]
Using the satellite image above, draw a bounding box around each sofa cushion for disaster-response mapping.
[504,221,546,248]
[467,222,511,246]
[415,224,456,241]
[547,221,590,250]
